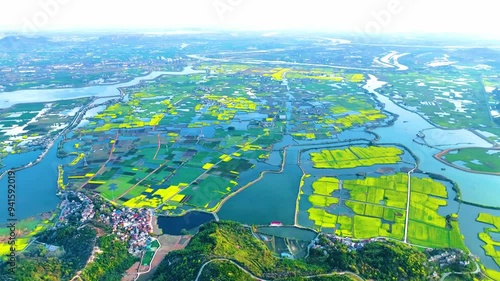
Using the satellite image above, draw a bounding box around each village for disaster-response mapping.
[56,191,154,256]
[97,207,153,256]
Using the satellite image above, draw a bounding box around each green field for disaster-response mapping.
[310,146,403,169]
[442,148,500,174]
[141,251,155,266]
[476,213,500,269]
[383,72,494,129]
[302,174,466,249]
[180,175,235,208]
[407,177,465,250]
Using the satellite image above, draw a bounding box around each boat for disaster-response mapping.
[269,221,283,227]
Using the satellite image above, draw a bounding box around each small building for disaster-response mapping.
[270,221,283,227]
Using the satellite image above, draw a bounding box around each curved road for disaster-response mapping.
[195,258,365,281]
[439,259,481,281]
[195,259,265,281]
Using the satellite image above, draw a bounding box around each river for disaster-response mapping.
[365,74,500,270]
[0,67,205,109]
[364,75,500,208]
[218,74,500,271]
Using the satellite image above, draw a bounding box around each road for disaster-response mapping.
[154,133,267,212]
[195,258,366,281]
[195,259,265,281]
[133,238,162,281]
[439,259,481,281]
[403,164,417,243]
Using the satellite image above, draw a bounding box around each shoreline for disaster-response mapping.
[0,95,110,181]
[150,211,162,236]
[0,65,197,181]
[433,147,500,176]
[0,70,156,98]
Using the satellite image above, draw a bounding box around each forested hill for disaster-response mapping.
[151,221,433,281]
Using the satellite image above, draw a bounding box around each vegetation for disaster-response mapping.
[301,174,467,250]
[0,224,136,281]
[152,221,327,281]
[0,225,96,280]
[382,71,494,129]
[197,260,256,281]
[308,235,430,281]
[80,235,138,281]
[151,221,463,281]
[441,148,500,174]
[476,213,500,270]
[310,146,403,169]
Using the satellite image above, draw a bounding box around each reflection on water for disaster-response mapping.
[0,137,65,224]
[218,149,302,225]
[257,226,317,240]
[157,211,215,235]
[365,75,500,271]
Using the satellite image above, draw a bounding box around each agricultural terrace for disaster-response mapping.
[476,213,500,273]
[310,146,404,169]
[299,173,466,250]
[440,148,500,174]
[381,71,494,129]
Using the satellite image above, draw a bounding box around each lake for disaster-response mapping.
[0,136,63,224]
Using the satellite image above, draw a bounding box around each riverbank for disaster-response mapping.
[434,148,500,176]
[213,145,290,214]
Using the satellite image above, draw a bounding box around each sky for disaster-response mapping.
[0,0,497,36]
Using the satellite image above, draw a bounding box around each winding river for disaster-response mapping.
[0,67,204,109]
[219,74,500,270]
[364,74,500,270]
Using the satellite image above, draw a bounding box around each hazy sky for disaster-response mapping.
[0,0,497,35]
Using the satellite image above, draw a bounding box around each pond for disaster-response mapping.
[157,211,216,235]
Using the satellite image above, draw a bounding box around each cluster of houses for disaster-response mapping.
[427,249,470,268]
[321,233,383,251]
[57,191,95,226]
[98,207,153,255]
[56,192,155,256]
